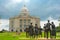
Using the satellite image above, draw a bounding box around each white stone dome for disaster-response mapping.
[21,5,29,12]
[20,5,29,16]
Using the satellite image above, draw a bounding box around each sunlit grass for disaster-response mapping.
[0,32,60,40]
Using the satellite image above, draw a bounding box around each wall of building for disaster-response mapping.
[9,16,40,32]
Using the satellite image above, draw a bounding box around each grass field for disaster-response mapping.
[0,32,60,40]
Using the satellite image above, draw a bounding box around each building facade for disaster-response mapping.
[9,5,40,32]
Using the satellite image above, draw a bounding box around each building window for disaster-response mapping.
[11,29,13,32]
[20,19,22,24]
[11,21,14,27]
[20,29,22,32]
[24,29,26,32]
[11,25,13,28]
[28,19,31,25]
[28,19,30,22]
[20,19,22,21]
[16,30,18,32]
[24,25,26,28]
[20,25,22,28]
[24,19,26,24]
[11,20,14,24]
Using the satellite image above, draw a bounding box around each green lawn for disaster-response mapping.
[0,32,60,40]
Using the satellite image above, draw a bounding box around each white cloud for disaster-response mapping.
[12,0,22,4]
[40,16,59,28]
[24,0,30,3]
[5,0,30,9]
[0,19,9,31]
[40,21,47,28]
[11,0,30,4]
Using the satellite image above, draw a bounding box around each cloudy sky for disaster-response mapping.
[0,0,60,30]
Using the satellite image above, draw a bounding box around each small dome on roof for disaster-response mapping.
[20,5,29,16]
[21,5,29,12]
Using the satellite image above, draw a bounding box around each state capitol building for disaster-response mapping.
[9,5,40,32]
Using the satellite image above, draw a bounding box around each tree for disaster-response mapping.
[56,26,60,32]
